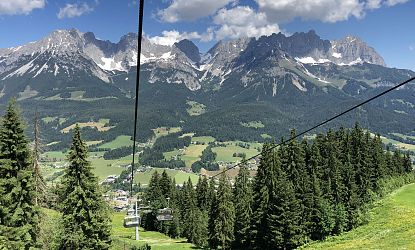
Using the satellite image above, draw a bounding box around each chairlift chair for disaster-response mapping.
[127,208,135,216]
[123,215,140,228]
[156,208,173,221]
[138,206,152,213]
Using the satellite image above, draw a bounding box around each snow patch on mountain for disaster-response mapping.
[54,63,59,76]
[33,62,49,78]
[98,57,125,71]
[3,58,36,79]
[339,57,363,66]
[295,57,331,64]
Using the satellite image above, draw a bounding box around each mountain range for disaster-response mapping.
[0,28,414,149]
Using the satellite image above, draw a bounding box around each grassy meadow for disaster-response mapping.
[303,183,415,249]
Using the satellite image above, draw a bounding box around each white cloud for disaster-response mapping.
[255,0,410,23]
[410,45,414,51]
[153,0,411,42]
[148,30,213,46]
[367,0,409,9]
[57,3,93,19]
[0,0,45,15]
[158,0,235,22]
[385,0,410,6]
[256,0,365,23]
[213,6,280,40]
[366,0,382,9]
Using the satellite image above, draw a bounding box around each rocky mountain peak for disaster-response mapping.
[331,35,386,66]
[174,39,200,63]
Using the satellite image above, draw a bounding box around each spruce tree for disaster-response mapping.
[146,171,163,207]
[32,113,46,206]
[196,176,210,210]
[208,177,218,249]
[309,171,334,240]
[159,170,172,203]
[250,143,273,247]
[233,158,253,249]
[251,143,304,249]
[212,173,235,249]
[181,178,196,239]
[142,171,162,231]
[308,143,334,240]
[59,125,111,249]
[167,178,181,238]
[0,99,39,249]
[370,135,387,190]
[281,130,308,241]
[342,154,361,230]
[187,206,209,248]
[268,147,303,249]
[403,152,413,173]
[207,177,216,210]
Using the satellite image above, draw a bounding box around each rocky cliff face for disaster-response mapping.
[331,36,386,66]
[0,28,393,93]
[174,39,201,64]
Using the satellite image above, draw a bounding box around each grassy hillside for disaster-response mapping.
[111,212,195,250]
[134,168,199,186]
[39,209,195,250]
[98,135,134,149]
[303,183,415,249]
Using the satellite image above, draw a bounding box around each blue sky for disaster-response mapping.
[0,0,414,70]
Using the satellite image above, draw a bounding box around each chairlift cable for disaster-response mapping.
[131,0,145,196]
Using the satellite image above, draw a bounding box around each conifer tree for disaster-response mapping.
[309,171,334,240]
[32,113,46,206]
[390,150,402,175]
[359,131,374,202]
[384,150,394,176]
[393,150,404,175]
[58,125,111,249]
[282,130,309,240]
[207,176,216,210]
[181,178,196,238]
[177,177,208,247]
[370,135,387,190]
[233,159,253,248]
[326,129,345,204]
[251,143,304,249]
[187,205,209,248]
[250,143,273,247]
[159,170,172,201]
[167,178,181,238]
[146,171,163,207]
[208,177,218,249]
[0,99,39,249]
[196,176,210,210]
[308,143,334,240]
[141,171,162,231]
[268,147,304,249]
[403,152,413,173]
[211,173,235,249]
[341,154,361,230]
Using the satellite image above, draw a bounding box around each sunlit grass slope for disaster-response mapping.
[303,183,415,249]
[111,212,195,250]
